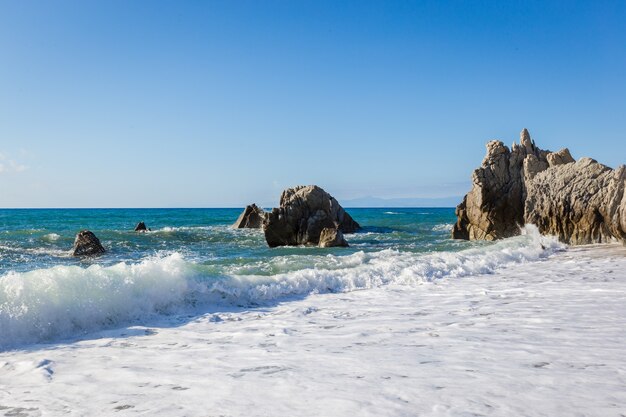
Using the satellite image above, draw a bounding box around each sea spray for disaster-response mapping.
[0,225,564,348]
[0,253,192,347]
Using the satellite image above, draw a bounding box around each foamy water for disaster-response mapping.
[1,208,624,416]
[1,207,460,346]
[1,243,624,416]
[0,224,563,347]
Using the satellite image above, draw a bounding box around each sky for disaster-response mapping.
[1,0,625,208]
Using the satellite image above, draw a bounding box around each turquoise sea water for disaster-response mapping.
[0,208,562,347]
[0,208,458,274]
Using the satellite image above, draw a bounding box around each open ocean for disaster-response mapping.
[1,207,564,348]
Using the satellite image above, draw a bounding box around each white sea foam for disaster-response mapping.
[42,233,61,242]
[0,244,70,257]
[0,225,564,347]
[384,211,402,215]
[2,242,624,417]
[0,254,190,347]
[432,223,453,232]
[153,226,213,233]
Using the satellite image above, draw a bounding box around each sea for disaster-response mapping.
[0,207,563,349]
[2,208,626,416]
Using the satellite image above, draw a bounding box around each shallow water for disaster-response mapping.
[4,208,624,417]
[1,245,624,417]
[0,208,564,347]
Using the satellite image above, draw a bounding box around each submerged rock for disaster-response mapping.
[233,204,266,229]
[453,128,626,245]
[263,185,360,247]
[134,221,150,232]
[318,227,349,248]
[72,230,106,256]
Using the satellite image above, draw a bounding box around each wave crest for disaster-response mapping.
[0,225,564,348]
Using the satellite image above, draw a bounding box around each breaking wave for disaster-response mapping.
[432,223,453,232]
[0,225,564,348]
[42,233,61,242]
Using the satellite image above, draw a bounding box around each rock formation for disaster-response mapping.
[452,129,545,240]
[318,227,349,248]
[72,230,106,256]
[263,185,360,247]
[233,204,266,229]
[453,129,626,245]
[525,158,626,244]
[546,148,575,167]
[134,221,150,232]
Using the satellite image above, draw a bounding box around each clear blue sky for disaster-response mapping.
[1,0,625,207]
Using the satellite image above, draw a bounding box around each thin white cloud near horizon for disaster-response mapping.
[0,152,29,174]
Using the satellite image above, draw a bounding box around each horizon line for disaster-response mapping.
[0,206,458,210]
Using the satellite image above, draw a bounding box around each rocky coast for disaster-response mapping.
[453,129,626,245]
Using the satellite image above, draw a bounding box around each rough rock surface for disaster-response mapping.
[233,204,266,229]
[134,221,150,232]
[452,129,546,240]
[264,185,360,247]
[72,230,106,256]
[318,227,349,248]
[546,148,575,167]
[525,159,626,244]
[453,129,626,245]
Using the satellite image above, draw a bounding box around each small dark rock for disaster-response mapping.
[134,221,150,232]
[72,230,106,256]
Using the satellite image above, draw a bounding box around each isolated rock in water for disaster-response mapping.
[72,230,106,256]
[453,128,626,244]
[134,221,150,232]
[264,185,360,247]
[318,227,349,248]
[233,204,266,228]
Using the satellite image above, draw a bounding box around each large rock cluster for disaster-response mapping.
[233,185,360,247]
[263,185,360,247]
[453,129,626,245]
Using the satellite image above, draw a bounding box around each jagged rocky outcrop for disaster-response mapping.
[233,204,266,229]
[72,230,106,256]
[453,128,626,245]
[318,227,349,248]
[263,185,360,247]
[525,158,626,244]
[134,221,150,232]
